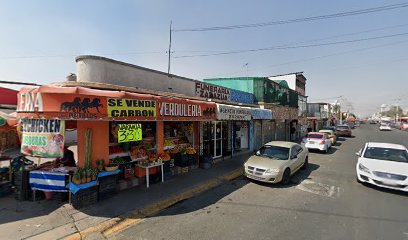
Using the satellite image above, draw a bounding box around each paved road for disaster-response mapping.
[112,125,408,240]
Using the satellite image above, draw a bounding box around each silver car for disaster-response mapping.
[243,141,309,184]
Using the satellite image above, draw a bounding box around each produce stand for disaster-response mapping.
[29,167,75,200]
[137,162,164,188]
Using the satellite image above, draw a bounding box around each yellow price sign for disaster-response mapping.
[118,124,142,143]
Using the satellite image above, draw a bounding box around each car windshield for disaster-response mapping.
[307,134,323,139]
[256,145,290,160]
[337,126,349,130]
[363,147,408,163]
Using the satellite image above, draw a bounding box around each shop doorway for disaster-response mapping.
[202,121,226,159]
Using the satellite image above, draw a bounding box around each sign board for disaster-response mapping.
[157,98,216,120]
[216,104,252,121]
[252,109,273,120]
[195,82,230,101]
[107,98,156,118]
[118,123,142,143]
[20,119,65,158]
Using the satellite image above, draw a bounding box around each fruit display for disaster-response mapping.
[111,157,127,165]
[160,152,171,161]
[164,139,176,149]
[184,147,197,155]
[130,147,148,159]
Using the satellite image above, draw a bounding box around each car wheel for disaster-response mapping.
[301,157,308,169]
[281,169,291,185]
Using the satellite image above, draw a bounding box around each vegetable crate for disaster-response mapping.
[71,185,98,209]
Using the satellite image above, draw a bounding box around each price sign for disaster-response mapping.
[118,124,142,143]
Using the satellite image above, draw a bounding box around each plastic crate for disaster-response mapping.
[71,185,98,209]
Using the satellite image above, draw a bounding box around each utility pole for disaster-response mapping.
[167,21,172,75]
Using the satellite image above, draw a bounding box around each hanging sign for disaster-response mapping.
[20,119,65,158]
[107,98,156,118]
[118,123,142,143]
[217,104,252,121]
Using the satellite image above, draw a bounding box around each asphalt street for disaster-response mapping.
[111,124,408,240]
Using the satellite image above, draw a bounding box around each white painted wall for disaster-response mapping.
[268,74,296,91]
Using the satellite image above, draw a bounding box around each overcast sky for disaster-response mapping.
[0,0,407,117]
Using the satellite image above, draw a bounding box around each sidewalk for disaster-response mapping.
[0,152,250,240]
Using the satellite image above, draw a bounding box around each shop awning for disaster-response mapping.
[0,111,18,128]
[0,87,18,105]
[17,85,217,121]
[252,108,272,120]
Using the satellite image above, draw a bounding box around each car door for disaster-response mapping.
[290,146,303,172]
[325,134,331,148]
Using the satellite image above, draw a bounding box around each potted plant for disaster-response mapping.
[86,168,92,183]
[81,169,87,184]
[96,159,105,172]
[91,169,97,181]
[73,170,81,185]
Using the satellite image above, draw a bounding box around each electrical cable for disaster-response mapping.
[173,2,408,32]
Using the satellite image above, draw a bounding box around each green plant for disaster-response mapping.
[84,129,92,169]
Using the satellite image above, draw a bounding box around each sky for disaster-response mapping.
[0,0,407,117]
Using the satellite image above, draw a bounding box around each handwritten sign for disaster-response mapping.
[118,124,142,143]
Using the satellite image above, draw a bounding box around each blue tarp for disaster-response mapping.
[66,169,121,194]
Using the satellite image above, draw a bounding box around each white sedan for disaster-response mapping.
[379,124,391,131]
[356,142,408,192]
[302,132,332,153]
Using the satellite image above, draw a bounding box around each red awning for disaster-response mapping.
[0,87,18,105]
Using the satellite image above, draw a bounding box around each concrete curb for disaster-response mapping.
[63,167,243,239]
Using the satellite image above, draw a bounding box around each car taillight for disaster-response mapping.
[320,140,325,145]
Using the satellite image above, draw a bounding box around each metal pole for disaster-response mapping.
[167,21,172,75]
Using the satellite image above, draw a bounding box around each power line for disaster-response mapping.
[173,2,408,32]
[174,31,408,58]
[0,80,41,86]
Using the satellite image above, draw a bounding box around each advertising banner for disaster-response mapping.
[107,98,156,119]
[118,123,142,143]
[20,119,65,158]
[217,104,252,121]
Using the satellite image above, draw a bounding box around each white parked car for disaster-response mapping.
[302,132,332,153]
[243,141,309,184]
[356,142,408,192]
[379,123,391,131]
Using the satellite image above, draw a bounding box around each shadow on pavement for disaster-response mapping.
[0,194,66,226]
[308,148,337,155]
[333,142,342,147]
[360,182,408,197]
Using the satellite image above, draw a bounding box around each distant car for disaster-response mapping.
[356,142,408,192]
[302,132,332,153]
[319,129,336,144]
[369,120,377,124]
[379,123,391,131]
[336,125,352,137]
[346,122,355,129]
[243,141,309,184]
[321,126,337,136]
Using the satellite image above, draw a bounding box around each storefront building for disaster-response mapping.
[17,86,217,169]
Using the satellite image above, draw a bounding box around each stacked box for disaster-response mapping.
[98,174,118,200]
